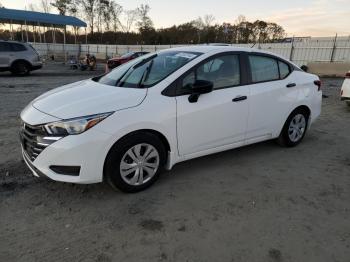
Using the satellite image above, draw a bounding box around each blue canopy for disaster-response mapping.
[0,8,87,27]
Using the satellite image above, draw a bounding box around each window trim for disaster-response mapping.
[246,52,293,85]
[170,51,249,97]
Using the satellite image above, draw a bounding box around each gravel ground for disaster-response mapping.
[0,63,349,262]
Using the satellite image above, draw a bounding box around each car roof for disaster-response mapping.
[0,40,27,45]
[162,45,295,65]
[164,45,272,55]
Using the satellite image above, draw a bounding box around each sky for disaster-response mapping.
[1,0,350,36]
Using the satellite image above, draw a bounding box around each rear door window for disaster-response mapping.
[249,55,279,83]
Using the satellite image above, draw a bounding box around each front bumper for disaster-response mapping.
[21,126,112,184]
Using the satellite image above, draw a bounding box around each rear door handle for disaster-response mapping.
[232,95,247,102]
[286,83,296,88]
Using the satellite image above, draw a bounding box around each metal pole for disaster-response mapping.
[21,25,24,42]
[85,28,87,45]
[52,25,56,43]
[10,20,13,40]
[289,35,295,61]
[33,25,36,43]
[63,26,67,63]
[330,33,338,62]
[38,22,42,43]
[43,26,46,43]
[51,26,54,43]
[74,27,77,45]
[25,20,29,42]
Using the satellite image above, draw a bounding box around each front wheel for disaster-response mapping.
[104,133,166,193]
[278,109,309,147]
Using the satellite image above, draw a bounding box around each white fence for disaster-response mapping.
[31,37,350,66]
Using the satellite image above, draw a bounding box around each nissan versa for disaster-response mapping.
[20,46,322,192]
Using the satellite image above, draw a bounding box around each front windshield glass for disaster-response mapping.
[96,51,202,88]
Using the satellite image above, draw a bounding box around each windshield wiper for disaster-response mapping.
[114,54,157,87]
[138,60,154,88]
[133,54,157,69]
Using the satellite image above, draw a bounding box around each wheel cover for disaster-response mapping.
[288,114,306,142]
[120,143,160,186]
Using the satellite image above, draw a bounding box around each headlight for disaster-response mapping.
[44,112,113,136]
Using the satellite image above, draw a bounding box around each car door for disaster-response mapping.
[0,42,12,68]
[176,53,250,156]
[245,54,297,142]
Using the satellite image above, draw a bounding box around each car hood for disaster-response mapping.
[32,79,147,119]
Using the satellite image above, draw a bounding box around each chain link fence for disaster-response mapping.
[31,37,350,66]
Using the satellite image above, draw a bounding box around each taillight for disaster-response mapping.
[314,80,321,91]
[346,72,350,78]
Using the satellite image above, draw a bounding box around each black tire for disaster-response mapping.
[11,61,31,76]
[104,132,167,193]
[277,108,309,147]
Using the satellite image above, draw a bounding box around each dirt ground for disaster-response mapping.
[0,63,349,262]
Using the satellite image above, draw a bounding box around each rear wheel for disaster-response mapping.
[11,61,30,76]
[104,132,166,193]
[278,109,309,147]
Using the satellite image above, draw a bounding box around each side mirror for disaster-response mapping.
[188,80,214,103]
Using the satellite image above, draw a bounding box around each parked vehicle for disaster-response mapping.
[341,71,350,106]
[0,40,42,75]
[106,51,149,72]
[20,46,322,192]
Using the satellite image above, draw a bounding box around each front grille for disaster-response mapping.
[20,122,57,161]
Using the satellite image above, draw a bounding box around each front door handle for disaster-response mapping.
[286,83,296,88]
[232,95,247,102]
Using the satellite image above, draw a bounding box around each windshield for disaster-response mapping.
[96,51,202,88]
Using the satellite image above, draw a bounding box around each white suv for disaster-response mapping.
[20,46,322,192]
[0,40,42,75]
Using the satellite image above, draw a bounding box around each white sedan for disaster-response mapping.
[341,71,350,106]
[20,46,322,192]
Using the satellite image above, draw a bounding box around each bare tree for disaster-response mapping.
[41,0,52,13]
[77,0,98,35]
[192,17,204,43]
[28,3,38,11]
[203,14,215,28]
[109,1,123,34]
[119,9,139,44]
[235,15,246,25]
[120,9,139,33]
[51,0,75,15]
[96,0,110,33]
[136,4,153,31]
